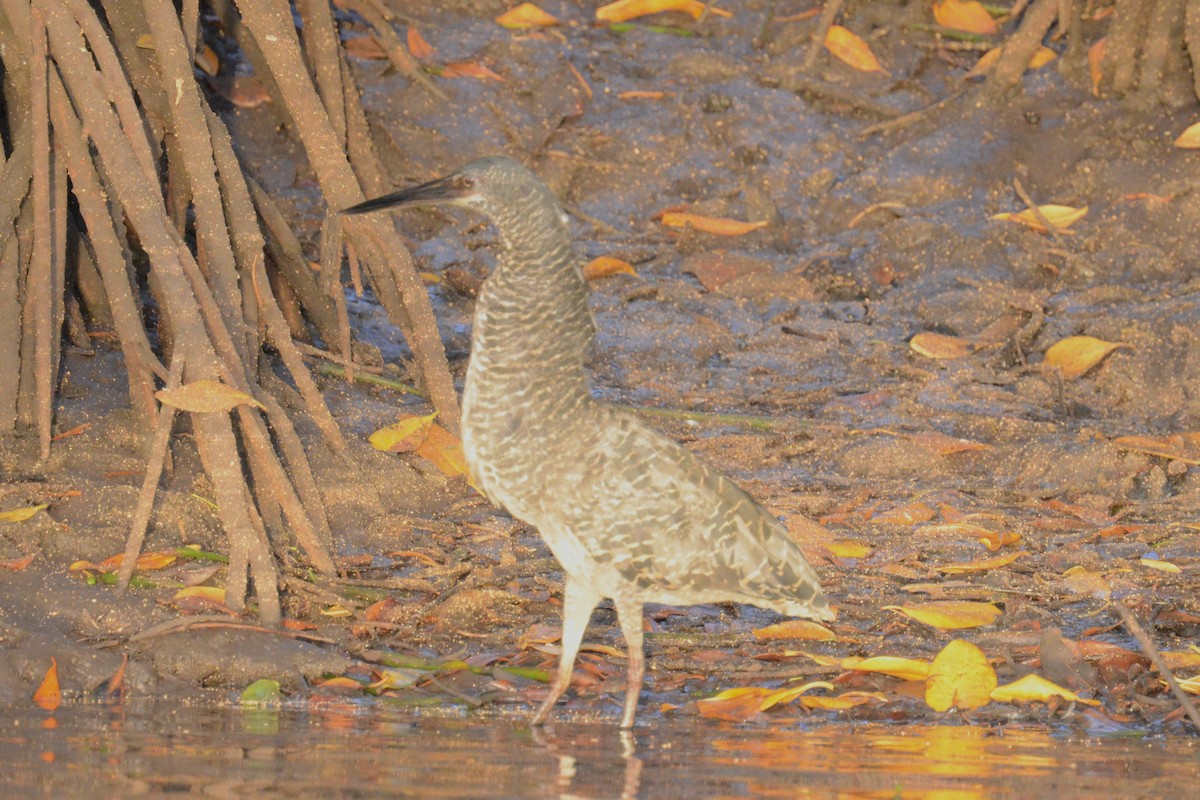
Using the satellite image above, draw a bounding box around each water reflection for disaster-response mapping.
[0,702,1194,798]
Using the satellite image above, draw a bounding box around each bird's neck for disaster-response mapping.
[467,222,594,401]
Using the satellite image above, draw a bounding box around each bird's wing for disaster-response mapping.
[551,407,830,618]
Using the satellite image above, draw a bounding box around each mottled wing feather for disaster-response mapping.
[552,407,831,619]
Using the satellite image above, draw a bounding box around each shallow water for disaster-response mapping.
[2,702,1195,798]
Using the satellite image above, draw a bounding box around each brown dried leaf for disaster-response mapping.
[406,27,436,60]
[1088,37,1107,95]
[909,331,975,359]
[344,36,388,60]
[936,550,1029,575]
[441,62,504,81]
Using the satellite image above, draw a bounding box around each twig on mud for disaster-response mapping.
[772,74,902,119]
[118,354,184,592]
[1012,176,1065,245]
[858,86,969,138]
[1115,603,1200,731]
[313,362,425,396]
[129,614,336,644]
[801,0,844,72]
[293,340,383,374]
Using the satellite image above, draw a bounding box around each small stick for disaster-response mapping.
[1115,603,1200,731]
[802,0,845,71]
[1013,176,1065,245]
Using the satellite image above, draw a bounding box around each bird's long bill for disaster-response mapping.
[341,174,463,216]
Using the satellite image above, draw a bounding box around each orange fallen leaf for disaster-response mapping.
[441,62,504,81]
[932,0,998,35]
[33,658,61,711]
[660,212,768,236]
[156,379,265,414]
[1088,37,1107,95]
[909,331,975,359]
[1043,335,1128,379]
[936,550,1029,574]
[696,686,774,721]
[926,639,996,711]
[848,656,932,681]
[992,204,1088,234]
[1160,650,1200,670]
[824,25,886,74]
[415,422,471,480]
[909,431,991,455]
[990,673,1099,706]
[194,44,220,76]
[583,256,639,280]
[619,90,669,100]
[496,2,560,29]
[344,36,388,60]
[315,676,366,691]
[884,601,1002,630]
[225,76,271,108]
[0,553,36,570]
[977,530,1021,551]
[752,619,837,641]
[596,0,731,24]
[407,27,436,60]
[872,501,936,525]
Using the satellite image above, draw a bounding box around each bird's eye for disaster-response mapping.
[459,175,477,189]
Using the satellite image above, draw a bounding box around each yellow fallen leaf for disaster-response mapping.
[914,521,1002,539]
[872,501,936,525]
[885,601,1002,630]
[828,539,873,558]
[909,331,975,359]
[174,586,227,602]
[496,2,560,29]
[596,0,731,23]
[0,503,49,523]
[1139,557,1182,574]
[760,680,837,710]
[824,25,886,74]
[990,673,1099,706]
[799,690,889,710]
[1161,651,1200,670]
[991,204,1088,234]
[370,412,438,453]
[156,380,265,413]
[848,656,932,681]
[1088,37,1107,95]
[583,256,639,281]
[1043,335,1128,379]
[1175,674,1200,695]
[963,45,1056,79]
[696,687,774,721]
[752,620,837,641]
[660,212,768,236]
[321,604,355,617]
[933,0,998,34]
[936,550,1029,575]
[926,639,996,711]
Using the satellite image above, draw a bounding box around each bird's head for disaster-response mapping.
[342,156,563,232]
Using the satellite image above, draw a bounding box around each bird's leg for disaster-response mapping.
[531,577,601,726]
[614,598,645,729]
